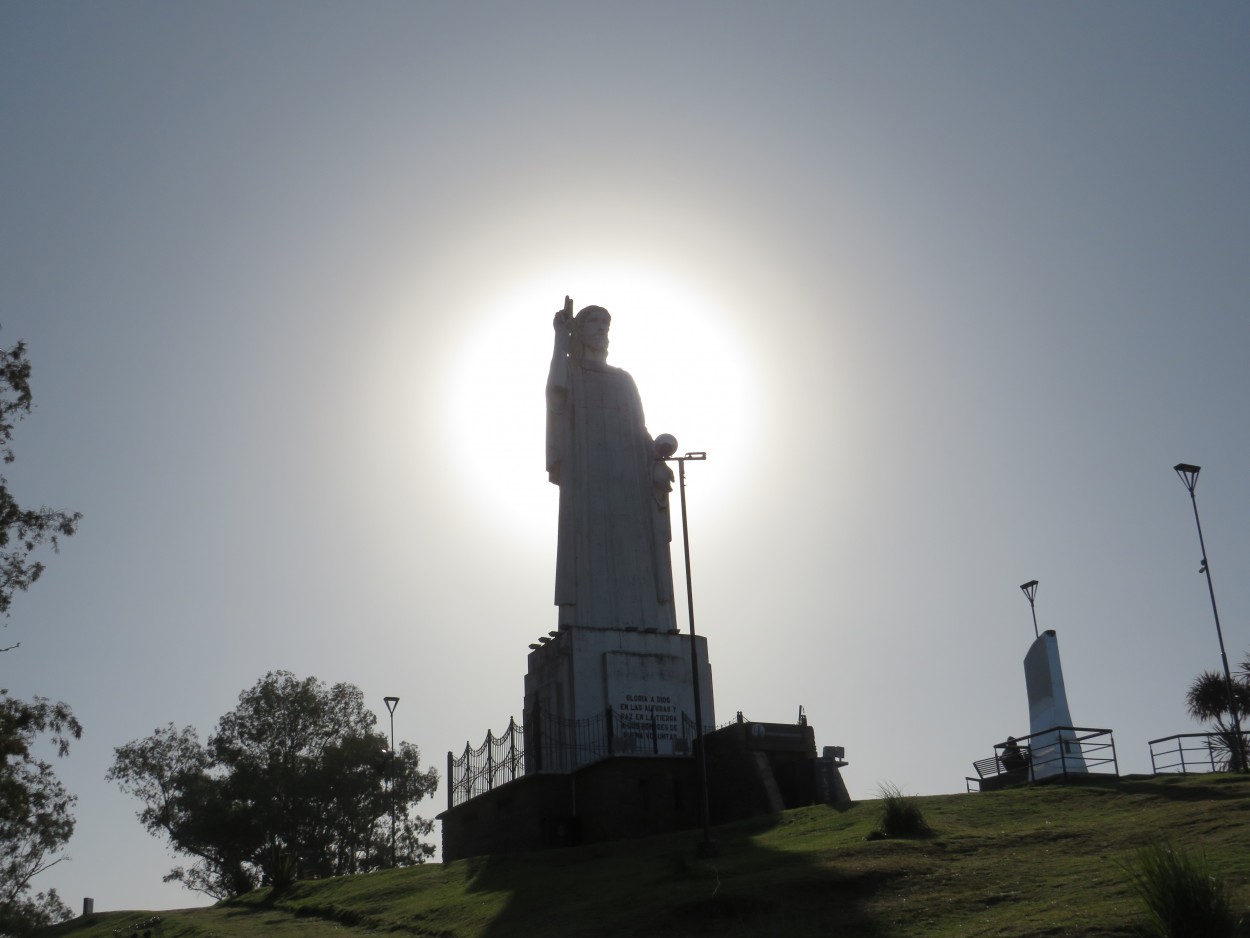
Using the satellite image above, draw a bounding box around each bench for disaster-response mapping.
[966,754,1030,792]
[965,756,1003,791]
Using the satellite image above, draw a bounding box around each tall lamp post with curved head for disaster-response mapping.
[658,438,716,858]
[1020,580,1040,639]
[383,696,400,864]
[1173,463,1245,773]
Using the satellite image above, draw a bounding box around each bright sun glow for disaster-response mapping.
[444,264,758,543]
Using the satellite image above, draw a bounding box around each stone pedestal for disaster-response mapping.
[524,626,714,773]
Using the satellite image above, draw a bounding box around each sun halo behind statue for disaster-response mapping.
[443,266,757,547]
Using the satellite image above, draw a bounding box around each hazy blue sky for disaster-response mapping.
[3,1,1248,913]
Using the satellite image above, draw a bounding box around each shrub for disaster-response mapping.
[872,783,932,839]
[1124,841,1239,938]
[268,850,298,896]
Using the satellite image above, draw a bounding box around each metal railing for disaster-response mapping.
[525,705,614,774]
[1020,726,1118,779]
[1149,731,1250,774]
[448,705,708,809]
[447,718,524,809]
[969,726,1118,791]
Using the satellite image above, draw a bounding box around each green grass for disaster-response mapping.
[39,773,1250,938]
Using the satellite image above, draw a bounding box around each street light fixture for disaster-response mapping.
[1173,463,1246,773]
[661,446,716,858]
[1020,580,1040,640]
[383,696,400,864]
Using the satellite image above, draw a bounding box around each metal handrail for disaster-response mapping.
[969,726,1118,791]
[1149,731,1249,774]
[1017,726,1117,780]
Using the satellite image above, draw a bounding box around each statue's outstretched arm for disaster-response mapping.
[546,297,573,484]
[547,296,573,408]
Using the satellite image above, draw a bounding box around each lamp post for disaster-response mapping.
[665,447,715,860]
[1020,580,1040,640]
[1173,464,1246,773]
[661,445,716,857]
[383,696,400,864]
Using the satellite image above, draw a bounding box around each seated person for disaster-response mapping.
[1000,736,1029,772]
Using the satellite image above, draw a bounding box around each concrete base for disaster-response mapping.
[524,626,714,770]
[703,720,850,823]
[439,718,850,861]
[440,756,699,861]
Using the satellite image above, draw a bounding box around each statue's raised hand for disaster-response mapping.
[554,295,574,332]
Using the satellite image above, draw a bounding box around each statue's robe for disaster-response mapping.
[546,357,676,630]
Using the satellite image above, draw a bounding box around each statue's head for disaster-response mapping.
[570,305,611,360]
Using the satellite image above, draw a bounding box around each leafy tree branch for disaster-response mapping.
[0,336,81,637]
[0,692,81,933]
[0,332,82,935]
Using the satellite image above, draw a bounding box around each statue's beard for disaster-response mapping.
[576,337,609,361]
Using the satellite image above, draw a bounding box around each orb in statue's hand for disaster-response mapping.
[654,433,678,458]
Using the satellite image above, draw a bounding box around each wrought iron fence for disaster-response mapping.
[448,706,708,809]
[446,717,524,809]
[525,705,614,774]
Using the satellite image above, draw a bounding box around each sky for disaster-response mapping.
[2,0,1248,914]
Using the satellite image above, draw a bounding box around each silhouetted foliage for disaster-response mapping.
[0,333,81,936]
[870,782,932,839]
[0,693,81,935]
[109,671,439,899]
[0,334,80,652]
[1124,841,1238,938]
[1186,655,1250,772]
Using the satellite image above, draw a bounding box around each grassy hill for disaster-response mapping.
[42,773,1250,937]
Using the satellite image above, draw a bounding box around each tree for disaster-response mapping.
[0,694,80,935]
[106,723,258,900]
[109,671,440,899]
[1186,655,1250,772]
[0,337,81,651]
[0,332,81,935]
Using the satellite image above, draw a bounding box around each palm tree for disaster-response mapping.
[1186,657,1250,772]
